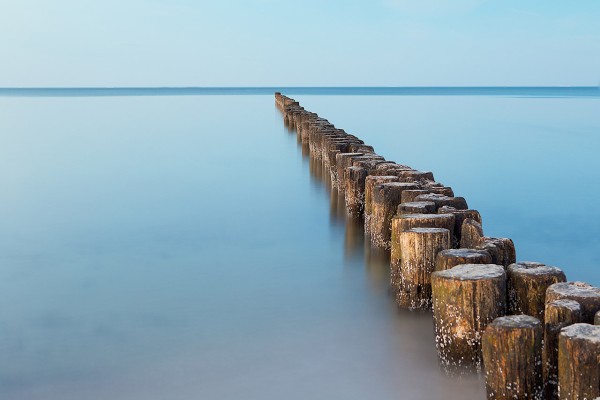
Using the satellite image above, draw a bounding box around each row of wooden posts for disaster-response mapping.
[275,92,600,400]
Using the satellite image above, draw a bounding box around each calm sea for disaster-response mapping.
[0,87,598,399]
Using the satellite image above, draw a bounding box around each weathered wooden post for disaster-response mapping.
[396,227,451,310]
[431,264,507,372]
[370,182,419,248]
[460,218,484,248]
[401,189,433,203]
[437,206,482,246]
[479,237,517,267]
[334,152,363,189]
[344,166,368,217]
[546,282,600,323]
[397,201,436,215]
[596,310,600,325]
[349,144,375,154]
[482,315,543,400]
[434,248,492,272]
[364,175,399,233]
[507,262,567,321]
[544,299,582,400]
[396,170,435,183]
[558,323,600,400]
[415,193,468,211]
[390,213,455,287]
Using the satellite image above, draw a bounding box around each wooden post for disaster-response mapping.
[479,237,517,267]
[546,282,600,323]
[396,170,435,183]
[343,166,368,217]
[370,182,419,248]
[364,175,399,233]
[334,153,363,189]
[374,162,412,176]
[390,213,455,288]
[558,323,600,400]
[596,310,600,325]
[401,189,433,203]
[482,315,543,400]
[415,193,468,211]
[434,248,492,272]
[431,264,507,372]
[460,218,485,248]
[396,227,451,310]
[437,206,482,246]
[423,181,455,196]
[506,262,567,321]
[397,201,436,215]
[544,299,582,400]
[351,155,386,172]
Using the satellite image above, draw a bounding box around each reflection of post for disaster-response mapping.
[482,315,543,400]
[309,154,330,187]
[344,216,365,260]
[329,187,346,223]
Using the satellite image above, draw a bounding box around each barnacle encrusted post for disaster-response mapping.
[370,182,419,248]
[396,227,451,310]
[558,323,600,400]
[343,166,368,217]
[390,213,455,288]
[364,176,399,234]
[482,315,543,400]
[431,264,506,373]
[507,262,567,320]
[546,282,600,323]
[544,299,582,400]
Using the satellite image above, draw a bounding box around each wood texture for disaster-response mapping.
[390,213,455,287]
[507,262,567,320]
[396,228,451,310]
[482,315,543,400]
[435,248,492,272]
[460,218,485,248]
[431,264,507,373]
[546,282,600,323]
[370,182,419,248]
[544,299,582,400]
[558,323,600,400]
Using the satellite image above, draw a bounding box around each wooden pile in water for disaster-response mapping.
[275,93,600,400]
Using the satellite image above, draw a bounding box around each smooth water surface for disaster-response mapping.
[0,89,598,399]
[294,94,600,284]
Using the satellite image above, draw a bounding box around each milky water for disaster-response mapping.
[0,89,598,399]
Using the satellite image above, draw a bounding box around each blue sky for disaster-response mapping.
[1,0,599,86]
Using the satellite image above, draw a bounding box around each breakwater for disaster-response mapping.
[276,92,600,400]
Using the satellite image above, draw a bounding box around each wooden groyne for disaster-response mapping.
[275,93,600,400]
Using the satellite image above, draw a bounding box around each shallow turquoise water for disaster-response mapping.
[0,90,597,399]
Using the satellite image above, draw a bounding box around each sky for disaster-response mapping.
[0,0,599,87]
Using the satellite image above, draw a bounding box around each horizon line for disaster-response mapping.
[2,86,599,98]
[1,85,599,89]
